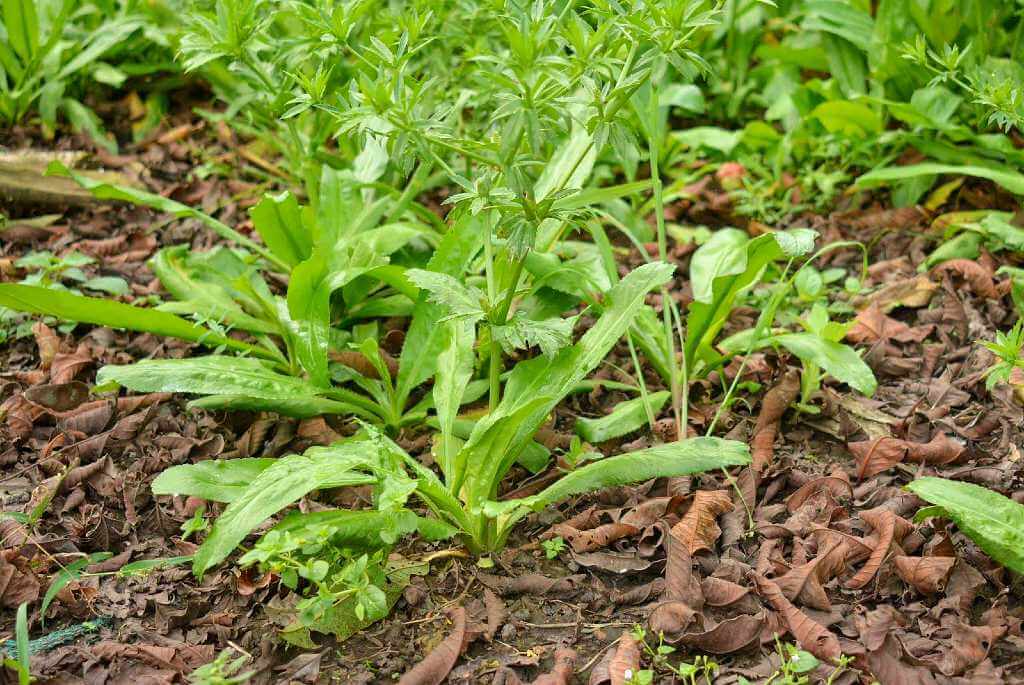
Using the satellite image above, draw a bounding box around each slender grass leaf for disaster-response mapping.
[0,283,271,358]
[117,556,192,578]
[41,552,112,621]
[908,477,1024,574]
[45,162,286,269]
[856,163,1024,196]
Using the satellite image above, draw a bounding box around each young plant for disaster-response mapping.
[980,319,1024,391]
[188,648,255,685]
[152,264,750,576]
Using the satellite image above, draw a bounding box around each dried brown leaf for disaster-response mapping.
[893,555,955,594]
[752,370,800,472]
[671,490,733,555]
[398,607,470,685]
[752,574,841,663]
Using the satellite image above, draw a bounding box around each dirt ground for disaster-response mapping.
[3,105,1024,685]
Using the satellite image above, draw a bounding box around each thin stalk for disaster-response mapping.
[646,85,684,441]
[484,216,501,412]
[626,332,657,432]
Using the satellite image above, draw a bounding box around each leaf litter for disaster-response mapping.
[3,113,1024,685]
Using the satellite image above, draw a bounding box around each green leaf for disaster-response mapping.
[685,230,817,374]
[45,162,287,269]
[96,357,322,407]
[575,390,670,443]
[117,556,192,578]
[856,163,1024,197]
[267,509,455,548]
[3,0,39,62]
[150,246,279,335]
[906,477,1024,574]
[0,283,270,358]
[810,101,881,136]
[772,333,877,395]
[15,602,29,685]
[493,312,574,357]
[406,269,486,322]
[249,191,313,268]
[489,437,750,535]
[41,553,112,621]
[193,440,380,577]
[433,319,476,480]
[396,214,483,410]
[152,458,277,502]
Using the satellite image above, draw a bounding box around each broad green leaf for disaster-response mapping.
[194,441,380,576]
[856,163,1024,197]
[908,477,1024,574]
[772,333,877,396]
[489,437,750,535]
[96,357,322,404]
[460,261,674,503]
[249,191,312,268]
[493,312,574,357]
[811,100,881,136]
[0,284,270,358]
[150,246,279,335]
[45,162,287,269]
[685,229,817,374]
[267,509,456,548]
[575,390,670,443]
[803,0,874,51]
[152,458,277,502]
[433,319,476,480]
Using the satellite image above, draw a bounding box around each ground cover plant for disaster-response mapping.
[3,0,1024,682]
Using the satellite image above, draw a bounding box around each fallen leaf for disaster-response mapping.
[931,259,998,298]
[531,646,577,685]
[893,555,955,594]
[23,381,91,412]
[752,370,800,472]
[849,433,965,479]
[846,303,934,345]
[608,632,640,685]
[752,574,841,663]
[671,490,733,554]
[398,607,471,685]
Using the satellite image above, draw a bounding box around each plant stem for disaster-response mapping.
[484,216,501,411]
[646,84,684,441]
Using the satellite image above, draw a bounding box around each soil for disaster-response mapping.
[3,105,1024,685]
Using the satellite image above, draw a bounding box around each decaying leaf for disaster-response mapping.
[608,632,641,685]
[752,574,841,662]
[752,370,800,472]
[398,607,471,685]
[893,555,956,594]
[671,490,733,554]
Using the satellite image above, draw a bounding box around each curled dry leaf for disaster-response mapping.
[931,259,998,299]
[671,490,733,555]
[648,601,696,638]
[721,467,756,546]
[483,589,506,641]
[664,532,703,609]
[849,433,964,479]
[700,577,750,606]
[398,607,471,685]
[752,574,841,663]
[676,613,765,654]
[611,578,665,606]
[608,632,641,685]
[893,555,956,594]
[751,370,800,472]
[785,471,852,513]
[776,539,848,609]
[32,321,59,370]
[846,303,934,345]
[846,510,897,590]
